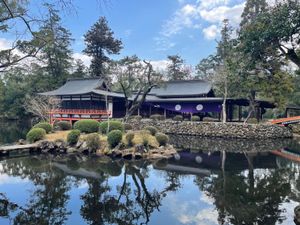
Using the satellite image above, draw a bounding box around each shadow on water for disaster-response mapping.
[0,135,300,224]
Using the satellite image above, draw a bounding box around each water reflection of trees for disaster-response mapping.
[0,156,72,225]
[195,157,292,225]
[1,154,300,225]
[80,161,181,225]
[0,156,181,225]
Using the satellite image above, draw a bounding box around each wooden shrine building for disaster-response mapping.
[41,78,275,124]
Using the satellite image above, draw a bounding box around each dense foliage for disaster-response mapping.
[99,120,124,134]
[67,129,81,145]
[144,126,158,136]
[26,128,46,143]
[73,120,100,133]
[85,133,100,152]
[55,121,72,131]
[33,122,52,134]
[107,130,123,148]
[125,131,135,147]
[155,133,169,146]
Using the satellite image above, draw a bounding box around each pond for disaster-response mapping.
[0,146,300,225]
[0,122,300,224]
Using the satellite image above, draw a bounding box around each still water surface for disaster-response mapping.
[0,122,300,225]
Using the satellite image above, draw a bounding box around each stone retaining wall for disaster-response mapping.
[129,119,293,139]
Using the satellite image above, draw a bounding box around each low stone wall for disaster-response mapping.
[129,119,293,139]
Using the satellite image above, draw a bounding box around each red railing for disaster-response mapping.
[49,109,111,124]
[50,109,111,115]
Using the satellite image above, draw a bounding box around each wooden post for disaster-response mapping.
[164,108,167,118]
[149,105,152,117]
[238,106,242,122]
[138,108,140,116]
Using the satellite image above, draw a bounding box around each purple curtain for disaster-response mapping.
[146,102,222,113]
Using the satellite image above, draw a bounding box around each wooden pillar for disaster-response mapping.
[238,106,242,122]
[137,108,140,116]
[164,108,167,118]
[149,105,152,117]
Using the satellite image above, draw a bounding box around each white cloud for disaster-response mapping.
[153,37,176,51]
[149,59,169,72]
[72,52,91,67]
[0,38,12,50]
[203,24,219,40]
[198,0,231,10]
[199,3,245,24]
[161,4,200,37]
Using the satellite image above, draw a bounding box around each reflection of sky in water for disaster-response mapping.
[0,157,299,225]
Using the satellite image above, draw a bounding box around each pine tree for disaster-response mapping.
[167,55,190,80]
[240,0,267,28]
[38,4,73,88]
[83,17,122,78]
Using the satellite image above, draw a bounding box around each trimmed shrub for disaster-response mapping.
[247,118,258,124]
[155,132,169,146]
[33,122,52,133]
[125,131,135,147]
[202,117,217,122]
[56,121,72,130]
[67,129,81,145]
[107,130,123,148]
[129,115,142,120]
[26,128,46,143]
[144,126,158,136]
[124,123,133,131]
[86,133,100,151]
[191,115,200,121]
[173,115,183,121]
[99,120,124,134]
[73,119,100,133]
[150,114,165,120]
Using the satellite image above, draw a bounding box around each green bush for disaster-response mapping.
[73,119,100,133]
[33,122,52,133]
[56,121,72,130]
[86,133,100,151]
[107,130,123,148]
[129,115,142,120]
[155,132,169,146]
[144,126,158,136]
[26,128,46,143]
[173,115,183,121]
[99,120,124,134]
[124,123,133,131]
[150,114,165,120]
[191,115,200,121]
[125,131,135,147]
[67,129,81,145]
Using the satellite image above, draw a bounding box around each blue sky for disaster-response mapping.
[1,0,248,69]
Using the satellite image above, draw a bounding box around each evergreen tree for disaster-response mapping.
[37,4,73,89]
[72,59,87,78]
[166,55,190,80]
[240,0,267,28]
[83,17,122,78]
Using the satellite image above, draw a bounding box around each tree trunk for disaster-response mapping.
[244,90,256,124]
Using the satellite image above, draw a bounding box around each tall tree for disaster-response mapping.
[110,56,162,121]
[166,55,190,80]
[37,4,73,88]
[72,59,88,78]
[240,0,267,28]
[195,55,220,81]
[214,19,237,123]
[240,0,300,69]
[0,0,45,72]
[83,16,122,78]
